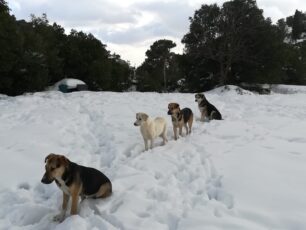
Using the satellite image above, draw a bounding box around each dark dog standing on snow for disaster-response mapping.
[195,93,222,121]
[41,153,112,222]
[168,103,193,140]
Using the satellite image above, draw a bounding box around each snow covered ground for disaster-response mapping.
[0,85,306,230]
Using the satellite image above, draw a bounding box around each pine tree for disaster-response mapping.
[291,10,305,40]
[182,0,286,90]
[136,39,180,92]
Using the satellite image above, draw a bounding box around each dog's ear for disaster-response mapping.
[142,113,149,121]
[58,155,69,167]
[45,153,56,163]
[169,103,179,109]
[196,93,205,99]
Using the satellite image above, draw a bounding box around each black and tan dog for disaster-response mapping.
[195,93,222,121]
[41,153,112,222]
[167,103,193,140]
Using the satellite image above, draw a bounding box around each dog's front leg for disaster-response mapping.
[70,187,80,215]
[173,126,178,140]
[144,139,149,151]
[201,110,208,122]
[162,132,168,145]
[150,138,154,149]
[179,126,183,136]
[53,192,69,222]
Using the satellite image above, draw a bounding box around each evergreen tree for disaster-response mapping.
[0,0,23,95]
[109,54,133,91]
[182,0,286,90]
[136,39,181,92]
[291,10,306,40]
[14,17,50,94]
[30,14,66,84]
[282,10,306,84]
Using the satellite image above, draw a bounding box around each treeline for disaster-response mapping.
[136,0,306,92]
[0,0,133,96]
[1,0,306,95]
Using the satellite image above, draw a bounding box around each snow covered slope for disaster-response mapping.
[0,86,306,230]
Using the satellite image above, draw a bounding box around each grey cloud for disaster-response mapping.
[9,0,196,45]
[257,0,302,16]
[133,1,195,31]
[10,0,140,26]
[95,22,176,45]
[94,1,196,45]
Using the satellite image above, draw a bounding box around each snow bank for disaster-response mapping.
[270,84,306,94]
[0,94,8,99]
[208,85,254,95]
[0,88,306,229]
[211,84,306,95]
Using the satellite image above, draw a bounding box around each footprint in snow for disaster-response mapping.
[206,176,234,209]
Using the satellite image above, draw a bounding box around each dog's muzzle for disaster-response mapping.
[134,122,139,126]
[195,99,198,102]
[167,111,172,115]
[41,173,54,184]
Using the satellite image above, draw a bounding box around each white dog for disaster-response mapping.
[134,112,168,151]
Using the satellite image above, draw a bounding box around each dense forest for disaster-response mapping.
[1,0,306,95]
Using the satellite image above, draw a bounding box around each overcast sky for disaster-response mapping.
[8,0,306,66]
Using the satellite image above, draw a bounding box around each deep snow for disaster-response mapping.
[0,85,306,230]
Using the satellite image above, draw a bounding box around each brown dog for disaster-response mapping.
[167,103,193,140]
[41,153,112,222]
